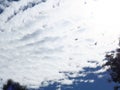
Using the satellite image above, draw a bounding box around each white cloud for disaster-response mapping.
[0,0,119,89]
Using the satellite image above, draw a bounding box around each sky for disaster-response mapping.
[0,0,120,90]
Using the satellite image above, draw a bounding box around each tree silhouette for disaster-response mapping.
[3,79,27,90]
[104,48,120,90]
